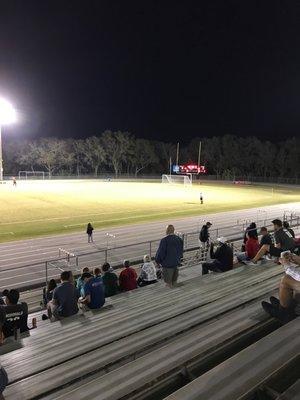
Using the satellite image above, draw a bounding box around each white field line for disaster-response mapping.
[0,208,292,256]
[0,208,293,257]
[3,197,296,227]
[0,203,298,258]
[0,204,202,226]
[62,208,210,227]
[0,201,297,246]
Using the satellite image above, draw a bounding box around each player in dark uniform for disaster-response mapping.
[12,177,17,187]
[200,192,203,204]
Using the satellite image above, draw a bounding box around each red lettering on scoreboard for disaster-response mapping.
[179,164,206,174]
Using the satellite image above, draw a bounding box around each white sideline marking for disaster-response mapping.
[0,205,191,226]
[0,202,298,283]
[0,232,14,235]
[0,201,297,246]
[64,223,84,228]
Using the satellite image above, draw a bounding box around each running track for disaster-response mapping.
[0,202,299,290]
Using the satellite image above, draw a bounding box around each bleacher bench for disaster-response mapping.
[163,318,300,400]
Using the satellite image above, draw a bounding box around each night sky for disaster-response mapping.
[1,1,300,143]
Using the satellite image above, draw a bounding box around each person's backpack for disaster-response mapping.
[199,226,208,242]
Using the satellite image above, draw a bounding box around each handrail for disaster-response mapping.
[44,214,300,285]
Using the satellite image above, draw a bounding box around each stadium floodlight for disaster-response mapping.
[0,98,17,181]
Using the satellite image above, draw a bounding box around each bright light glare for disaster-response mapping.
[0,98,17,125]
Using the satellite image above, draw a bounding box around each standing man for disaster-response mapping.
[155,225,183,288]
[199,222,212,250]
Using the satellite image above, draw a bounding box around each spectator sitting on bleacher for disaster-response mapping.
[251,219,295,264]
[79,272,105,309]
[242,222,258,248]
[50,271,80,319]
[43,279,57,307]
[138,255,158,287]
[283,221,295,238]
[77,267,90,296]
[259,227,273,247]
[262,252,300,323]
[155,225,183,288]
[0,289,36,341]
[94,267,102,280]
[236,230,260,263]
[202,237,233,275]
[102,262,119,297]
[119,260,138,291]
[0,364,8,400]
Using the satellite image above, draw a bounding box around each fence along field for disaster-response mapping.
[0,179,299,242]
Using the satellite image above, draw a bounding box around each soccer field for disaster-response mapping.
[0,179,299,242]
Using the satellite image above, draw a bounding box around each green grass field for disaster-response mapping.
[0,179,299,242]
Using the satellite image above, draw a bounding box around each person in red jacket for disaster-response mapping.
[237,230,260,262]
[119,260,137,292]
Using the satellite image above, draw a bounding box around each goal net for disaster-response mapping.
[162,174,192,186]
[18,171,49,180]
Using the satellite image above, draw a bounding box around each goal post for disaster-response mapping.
[162,174,192,186]
[18,171,49,180]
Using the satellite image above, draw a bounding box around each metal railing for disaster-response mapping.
[44,214,300,285]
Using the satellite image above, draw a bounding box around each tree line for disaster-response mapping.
[3,131,300,179]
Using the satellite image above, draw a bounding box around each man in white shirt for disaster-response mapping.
[262,252,300,322]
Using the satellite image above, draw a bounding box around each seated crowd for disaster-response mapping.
[42,258,160,321]
[1,220,299,337]
[234,218,300,322]
[0,220,299,399]
[199,217,300,323]
[5,216,300,400]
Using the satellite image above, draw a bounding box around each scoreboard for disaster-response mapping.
[172,163,206,174]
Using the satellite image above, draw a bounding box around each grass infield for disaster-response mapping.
[0,179,299,242]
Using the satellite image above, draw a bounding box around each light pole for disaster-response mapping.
[0,98,17,181]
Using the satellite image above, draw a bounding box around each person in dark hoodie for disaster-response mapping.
[202,237,233,275]
[86,223,94,243]
[199,222,212,249]
[155,225,183,288]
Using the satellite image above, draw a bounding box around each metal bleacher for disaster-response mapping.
[163,318,299,400]
[2,260,299,400]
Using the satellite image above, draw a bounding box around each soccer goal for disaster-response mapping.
[162,174,192,186]
[18,171,49,180]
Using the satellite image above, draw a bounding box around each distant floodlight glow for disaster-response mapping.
[0,98,17,125]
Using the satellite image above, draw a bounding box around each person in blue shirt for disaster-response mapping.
[155,225,183,288]
[52,271,79,319]
[79,272,105,309]
[76,267,90,297]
